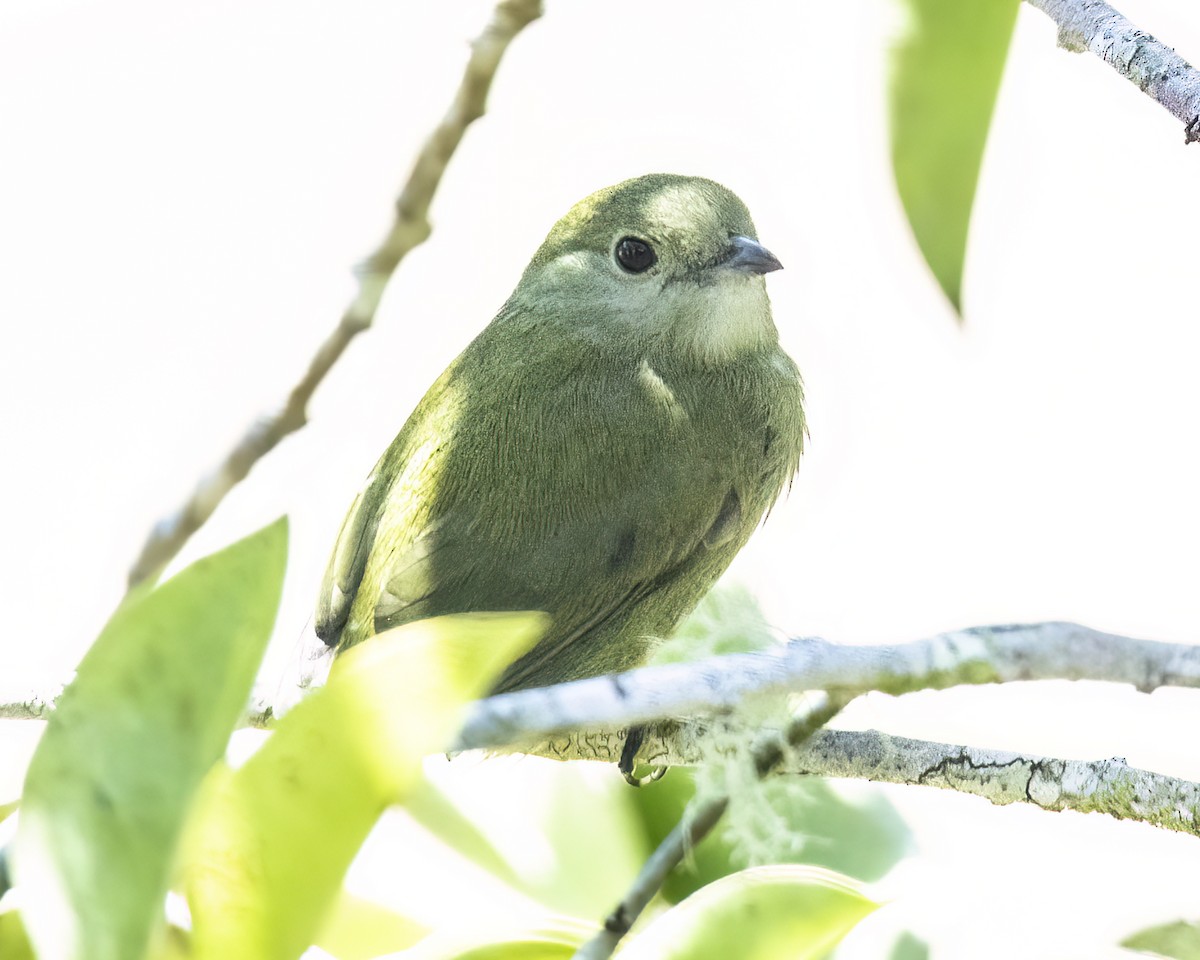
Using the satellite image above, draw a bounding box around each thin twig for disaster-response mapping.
[1025,0,1200,142]
[571,694,845,960]
[572,796,728,960]
[124,0,544,588]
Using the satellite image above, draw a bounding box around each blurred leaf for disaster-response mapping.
[16,518,287,960]
[1123,918,1200,958]
[183,612,546,960]
[418,757,648,919]
[405,775,524,890]
[0,799,18,824]
[401,917,593,960]
[652,584,776,665]
[314,890,428,960]
[889,931,931,960]
[889,0,1019,314]
[628,767,719,903]
[444,943,578,960]
[618,865,877,960]
[149,924,192,960]
[764,779,911,882]
[630,770,910,903]
[0,910,35,960]
[522,764,649,918]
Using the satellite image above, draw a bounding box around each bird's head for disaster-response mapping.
[512,174,784,364]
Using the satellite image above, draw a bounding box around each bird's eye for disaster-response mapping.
[615,237,657,273]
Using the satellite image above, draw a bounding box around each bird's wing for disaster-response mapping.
[314,361,462,648]
[314,481,382,645]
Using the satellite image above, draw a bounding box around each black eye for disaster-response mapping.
[615,237,657,273]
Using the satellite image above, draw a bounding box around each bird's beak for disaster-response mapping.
[723,235,783,275]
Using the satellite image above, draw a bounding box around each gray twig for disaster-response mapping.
[572,795,728,960]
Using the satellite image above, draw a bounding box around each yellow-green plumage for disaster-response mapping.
[316,174,805,692]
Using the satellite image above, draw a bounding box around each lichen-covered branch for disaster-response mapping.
[454,621,1200,753]
[514,726,1200,840]
[803,730,1200,837]
[124,0,544,588]
[0,681,62,721]
[1025,0,1200,142]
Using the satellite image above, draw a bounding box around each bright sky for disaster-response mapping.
[3,1,1200,956]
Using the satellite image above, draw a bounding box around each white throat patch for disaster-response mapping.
[670,275,774,363]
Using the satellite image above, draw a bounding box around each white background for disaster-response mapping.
[3,1,1200,956]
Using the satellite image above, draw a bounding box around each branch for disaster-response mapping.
[803,730,1200,838]
[506,726,1200,842]
[1025,0,1200,142]
[123,0,544,589]
[0,681,62,721]
[8,623,1200,865]
[6,621,1197,735]
[454,621,1200,753]
[9,619,1199,816]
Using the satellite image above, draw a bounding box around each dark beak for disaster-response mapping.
[723,235,783,275]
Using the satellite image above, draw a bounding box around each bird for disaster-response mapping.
[315,173,805,774]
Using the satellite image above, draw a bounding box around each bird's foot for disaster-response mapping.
[618,724,669,787]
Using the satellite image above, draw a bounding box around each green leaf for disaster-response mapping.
[514,764,649,919]
[651,584,777,665]
[404,775,525,890]
[630,770,910,903]
[436,937,581,960]
[889,0,1019,314]
[618,866,877,960]
[183,612,547,960]
[447,944,578,960]
[0,910,36,960]
[619,864,873,960]
[0,799,18,824]
[402,917,592,960]
[314,890,428,960]
[149,925,191,960]
[1122,918,1200,958]
[414,758,649,919]
[15,517,288,960]
[890,931,930,960]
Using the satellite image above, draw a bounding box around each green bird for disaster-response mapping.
[316,173,805,733]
